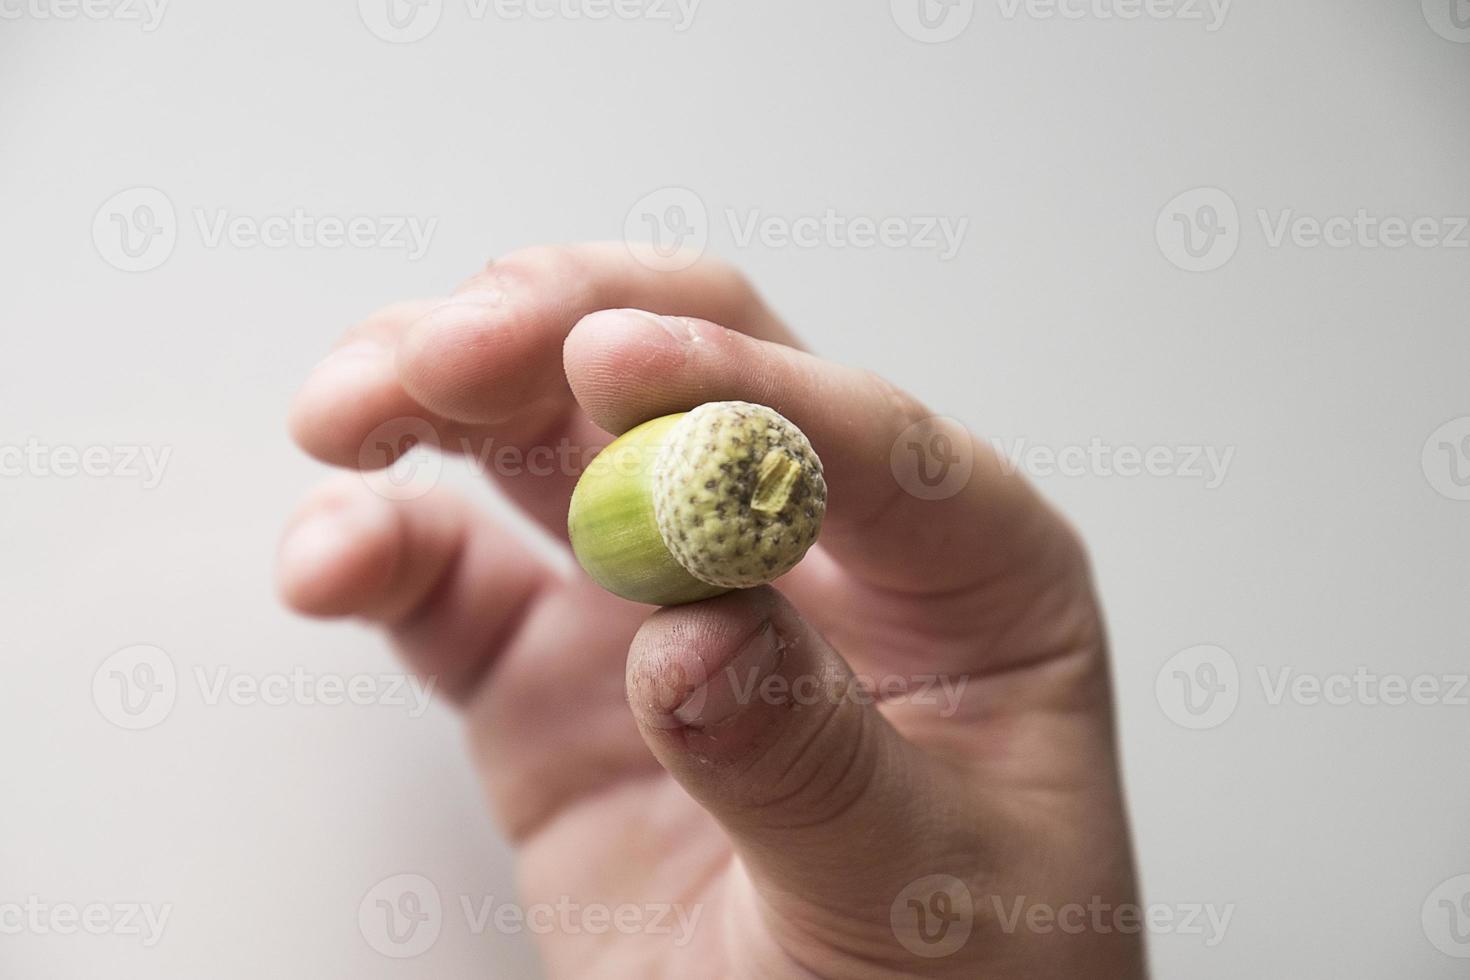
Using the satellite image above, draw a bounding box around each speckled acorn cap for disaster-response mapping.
[652,402,826,589]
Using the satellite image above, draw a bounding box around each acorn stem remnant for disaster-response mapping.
[567,401,827,606]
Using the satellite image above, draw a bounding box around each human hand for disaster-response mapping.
[278,243,1143,978]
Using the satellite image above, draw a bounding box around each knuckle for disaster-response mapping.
[865,370,930,430]
[743,697,879,831]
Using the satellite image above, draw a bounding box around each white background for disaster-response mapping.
[2,0,1468,976]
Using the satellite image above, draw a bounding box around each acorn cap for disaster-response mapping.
[653,402,826,589]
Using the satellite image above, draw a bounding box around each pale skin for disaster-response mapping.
[277,244,1145,978]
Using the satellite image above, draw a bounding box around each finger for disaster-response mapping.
[277,476,662,841]
[290,245,799,537]
[564,309,1069,596]
[625,588,991,962]
[276,474,552,701]
[287,302,606,536]
[395,243,798,424]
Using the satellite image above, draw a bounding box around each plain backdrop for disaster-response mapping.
[2,1,1468,977]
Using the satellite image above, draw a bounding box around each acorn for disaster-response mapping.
[567,401,827,605]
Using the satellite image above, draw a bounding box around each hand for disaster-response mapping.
[277,244,1143,978]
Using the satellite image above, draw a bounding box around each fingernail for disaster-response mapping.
[630,309,697,343]
[674,621,783,728]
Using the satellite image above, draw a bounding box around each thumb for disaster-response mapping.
[625,588,988,956]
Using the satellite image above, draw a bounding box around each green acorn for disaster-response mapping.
[567,401,827,606]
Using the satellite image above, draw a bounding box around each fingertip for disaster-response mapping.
[276,478,400,618]
[625,588,782,731]
[564,309,709,433]
[398,298,554,424]
[287,341,401,465]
